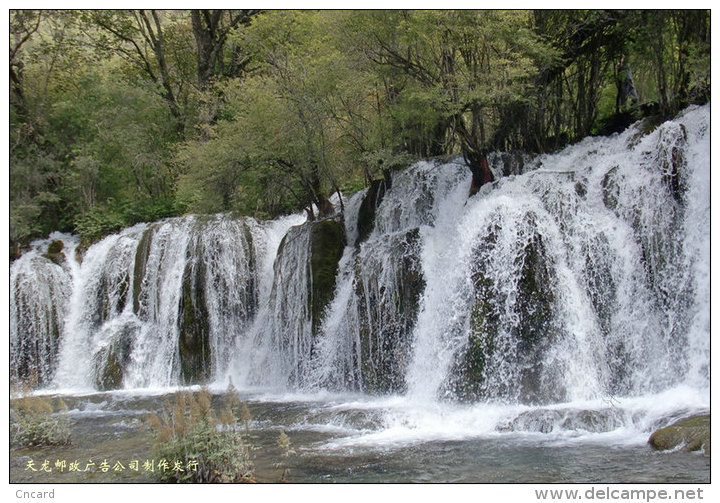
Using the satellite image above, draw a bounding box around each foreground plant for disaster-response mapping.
[10,395,71,448]
[274,429,296,482]
[146,385,254,483]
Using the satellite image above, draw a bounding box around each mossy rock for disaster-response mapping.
[95,348,124,390]
[47,240,64,254]
[626,114,666,148]
[446,215,559,403]
[308,218,346,332]
[178,245,211,385]
[356,178,390,246]
[595,109,642,137]
[75,240,92,264]
[443,223,501,402]
[132,227,154,314]
[42,252,66,267]
[445,272,498,402]
[356,228,424,394]
[516,227,555,351]
[649,414,710,455]
[42,241,66,266]
[601,166,620,212]
[10,241,22,261]
[94,330,134,390]
[514,221,559,403]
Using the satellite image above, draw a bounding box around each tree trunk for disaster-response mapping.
[191,10,225,89]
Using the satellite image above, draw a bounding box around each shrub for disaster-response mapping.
[275,429,295,482]
[146,385,254,483]
[74,196,178,243]
[10,395,72,448]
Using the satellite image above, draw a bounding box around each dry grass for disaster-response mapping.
[10,395,72,448]
[146,384,254,483]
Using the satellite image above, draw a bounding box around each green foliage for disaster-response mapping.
[10,396,72,448]
[146,386,254,483]
[9,9,710,248]
[74,196,177,243]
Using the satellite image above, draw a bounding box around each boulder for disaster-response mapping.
[42,240,66,266]
[93,328,134,390]
[601,166,620,212]
[649,414,710,455]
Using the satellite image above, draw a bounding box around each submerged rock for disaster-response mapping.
[498,409,564,433]
[497,408,625,433]
[648,414,710,455]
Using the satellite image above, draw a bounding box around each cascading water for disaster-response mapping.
[303,190,367,391]
[218,213,307,388]
[10,233,77,386]
[38,215,263,391]
[10,105,709,453]
[399,106,710,407]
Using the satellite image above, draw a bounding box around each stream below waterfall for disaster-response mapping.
[10,388,710,483]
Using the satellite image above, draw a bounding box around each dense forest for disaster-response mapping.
[9,10,710,256]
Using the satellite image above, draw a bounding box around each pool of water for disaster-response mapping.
[10,389,710,484]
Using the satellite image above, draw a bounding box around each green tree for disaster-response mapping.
[80,10,195,134]
[176,11,378,218]
[9,9,711,252]
[346,10,555,184]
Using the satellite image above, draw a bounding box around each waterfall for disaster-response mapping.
[303,190,367,391]
[10,233,77,387]
[44,215,262,391]
[10,105,709,411]
[402,105,710,403]
[225,213,307,388]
